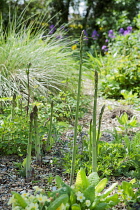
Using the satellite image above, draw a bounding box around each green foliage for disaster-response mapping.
[0,92,88,155]
[99,29,140,98]
[62,138,140,179]
[117,112,138,133]
[8,169,119,210]
[118,179,140,209]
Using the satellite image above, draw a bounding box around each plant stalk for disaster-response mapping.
[92,70,98,172]
[33,105,41,164]
[47,101,53,150]
[26,63,31,115]
[26,111,34,179]
[70,31,84,186]
[97,104,105,155]
[11,93,16,119]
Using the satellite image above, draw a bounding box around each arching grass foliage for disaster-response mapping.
[0,14,77,99]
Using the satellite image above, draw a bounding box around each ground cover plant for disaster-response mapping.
[0,8,140,210]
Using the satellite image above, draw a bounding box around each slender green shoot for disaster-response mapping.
[97,104,105,155]
[70,31,84,186]
[26,63,31,115]
[92,70,98,172]
[26,111,34,179]
[89,119,92,165]
[33,105,41,164]
[47,101,53,150]
[11,93,16,119]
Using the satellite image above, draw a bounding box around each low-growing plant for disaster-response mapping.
[119,90,138,105]
[8,168,119,210]
[116,112,138,134]
[117,179,140,209]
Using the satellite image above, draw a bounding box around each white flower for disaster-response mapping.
[21,192,29,198]
[85,200,91,207]
[117,189,123,195]
[8,195,16,205]
[26,202,39,210]
[28,195,36,202]
[36,194,49,203]
[76,191,85,202]
[33,186,43,192]
[127,196,132,201]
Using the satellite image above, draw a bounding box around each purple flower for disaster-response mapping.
[105,39,109,42]
[108,29,115,38]
[102,45,108,51]
[49,24,56,34]
[123,27,132,35]
[119,26,132,36]
[83,30,88,40]
[127,26,132,33]
[91,30,99,40]
[119,28,124,34]
[123,30,130,35]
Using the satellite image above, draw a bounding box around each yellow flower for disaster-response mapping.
[71,44,77,50]
[99,27,103,30]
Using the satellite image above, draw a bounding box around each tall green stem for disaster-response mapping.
[33,105,41,164]
[92,70,98,172]
[97,104,105,155]
[11,93,16,119]
[26,111,34,179]
[70,31,84,186]
[26,62,31,115]
[47,101,53,150]
[89,119,92,165]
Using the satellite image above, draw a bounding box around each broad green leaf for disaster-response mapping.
[87,172,99,187]
[71,203,81,210]
[55,175,64,188]
[84,185,95,202]
[104,194,119,206]
[121,181,135,198]
[92,202,107,210]
[95,178,108,193]
[70,190,76,205]
[47,194,68,210]
[11,191,27,208]
[75,168,89,190]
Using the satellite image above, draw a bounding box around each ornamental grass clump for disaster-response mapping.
[0,13,77,99]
